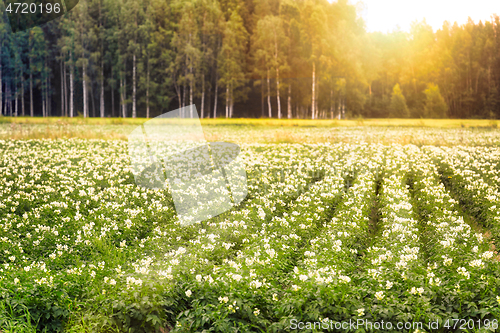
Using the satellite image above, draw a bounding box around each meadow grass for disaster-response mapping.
[0,116,499,128]
[1,116,500,145]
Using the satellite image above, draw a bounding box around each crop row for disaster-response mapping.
[425,146,500,249]
[1,141,500,332]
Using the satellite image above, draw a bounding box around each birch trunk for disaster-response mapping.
[225,85,229,118]
[15,85,18,117]
[229,82,233,118]
[213,76,218,118]
[70,61,74,118]
[30,57,33,117]
[175,84,181,111]
[182,81,186,111]
[120,77,123,117]
[200,74,205,118]
[261,76,264,117]
[110,65,114,117]
[47,59,51,116]
[83,63,87,118]
[7,85,11,116]
[287,83,291,119]
[267,68,271,118]
[311,61,316,119]
[21,73,25,116]
[273,30,281,119]
[276,67,281,119]
[100,66,104,118]
[63,61,68,117]
[60,57,64,116]
[189,67,193,118]
[90,79,95,117]
[315,75,318,118]
[100,0,104,118]
[132,53,136,118]
[146,60,150,118]
[122,76,125,117]
[121,76,126,118]
[41,88,44,117]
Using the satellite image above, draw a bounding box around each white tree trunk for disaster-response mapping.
[29,37,33,116]
[41,84,44,117]
[311,61,316,119]
[15,87,18,117]
[267,69,272,118]
[315,75,319,118]
[83,64,87,118]
[121,76,126,118]
[201,74,205,118]
[21,73,25,116]
[146,61,150,118]
[132,53,136,118]
[120,77,122,117]
[6,85,10,116]
[100,66,104,118]
[225,85,229,118]
[189,69,193,118]
[47,61,50,116]
[60,58,64,117]
[6,85,11,116]
[213,77,218,118]
[182,75,186,110]
[64,61,68,116]
[70,63,74,118]
[174,81,181,110]
[229,82,233,118]
[276,67,281,119]
[261,76,264,117]
[287,83,291,119]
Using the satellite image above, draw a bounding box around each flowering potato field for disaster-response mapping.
[1,138,500,332]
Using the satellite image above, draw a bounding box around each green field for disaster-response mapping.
[1,116,500,128]
[1,122,500,332]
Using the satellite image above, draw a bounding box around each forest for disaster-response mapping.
[0,0,499,119]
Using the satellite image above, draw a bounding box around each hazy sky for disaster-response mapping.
[355,0,499,33]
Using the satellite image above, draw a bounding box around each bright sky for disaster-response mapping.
[353,0,499,33]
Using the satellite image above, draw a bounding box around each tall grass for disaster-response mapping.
[1,117,500,145]
[0,302,38,333]
[0,116,499,128]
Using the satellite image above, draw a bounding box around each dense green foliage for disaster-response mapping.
[423,84,448,118]
[1,139,500,332]
[0,0,499,119]
[389,84,409,118]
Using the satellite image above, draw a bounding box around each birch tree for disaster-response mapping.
[219,10,248,118]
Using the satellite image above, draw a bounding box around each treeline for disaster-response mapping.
[0,0,499,119]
